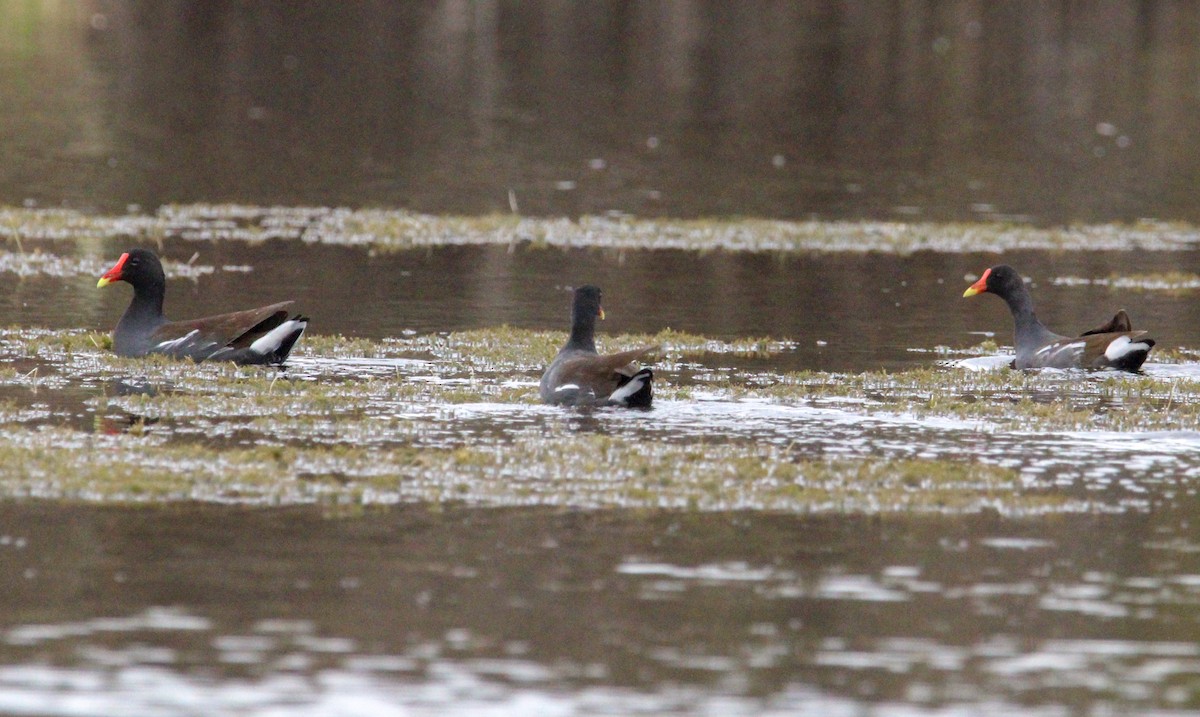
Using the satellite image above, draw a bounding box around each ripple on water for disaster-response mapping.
[286,355,432,380]
[4,500,1200,715]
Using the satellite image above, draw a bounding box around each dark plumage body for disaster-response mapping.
[539,285,657,407]
[963,265,1154,371]
[98,249,307,365]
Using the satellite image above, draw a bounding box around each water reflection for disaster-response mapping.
[1,503,1199,715]
[5,1,1200,223]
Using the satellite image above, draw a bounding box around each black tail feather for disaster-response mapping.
[610,368,653,408]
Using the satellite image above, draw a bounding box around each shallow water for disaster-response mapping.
[8,1,1200,711]
[0,235,1194,487]
[0,238,1195,712]
[4,238,1198,374]
[4,503,1200,716]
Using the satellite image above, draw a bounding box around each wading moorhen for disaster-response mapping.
[963,265,1154,371]
[98,249,308,365]
[539,285,657,407]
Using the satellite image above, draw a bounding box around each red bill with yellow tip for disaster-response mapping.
[97,252,129,288]
[962,267,991,298]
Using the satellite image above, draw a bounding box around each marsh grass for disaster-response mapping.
[0,327,1194,512]
[0,422,1072,514]
[5,205,1200,255]
[1054,271,1200,296]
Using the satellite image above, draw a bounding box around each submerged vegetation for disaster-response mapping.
[1052,271,1200,295]
[0,327,1196,514]
[0,246,228,280]
[4,204,1200,255]
[1,203,1197,514]
[0,424,1053,514]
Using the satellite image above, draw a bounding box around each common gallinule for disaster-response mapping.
[97,249,308,365]
[539,285,657,407]
[963,265,1154,371]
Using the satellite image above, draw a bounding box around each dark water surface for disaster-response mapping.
[2,502,1200,716]
[7,240,1200,374]
[0,241,1194,713]
[5,1,1200,223]
[6,2,1200,713]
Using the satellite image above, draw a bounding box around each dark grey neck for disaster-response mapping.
[567,313,597,353]
[118,282,166,329]
[1001,288,1059,349]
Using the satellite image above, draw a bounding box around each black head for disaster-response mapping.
[572,285,605,321]
[963,264,1027,300]
[97,248,166,291]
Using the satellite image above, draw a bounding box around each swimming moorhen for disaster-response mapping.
[1080,309,1132,336]
[963,265,1154,371]
[98,249,308,365]
[539,285,657,407]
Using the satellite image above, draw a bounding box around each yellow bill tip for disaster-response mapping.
[963,267,991,298]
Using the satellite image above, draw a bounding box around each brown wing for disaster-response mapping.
[553,345,658,397]
[150,301,294,351]
[1080,309,1132,336]
[1079,329,1153,368]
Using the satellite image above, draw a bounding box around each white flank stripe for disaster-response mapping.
[554,384,580,393]
[154,329,200,352]
[249,319,305,355]
[1037,341,1083,358]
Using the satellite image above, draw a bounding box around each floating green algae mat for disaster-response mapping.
[7,326,1195,433]
[1052,271,1200,295]
[0,327,1195,513]
[0,425,1060,513]
[4,204,1200,254]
